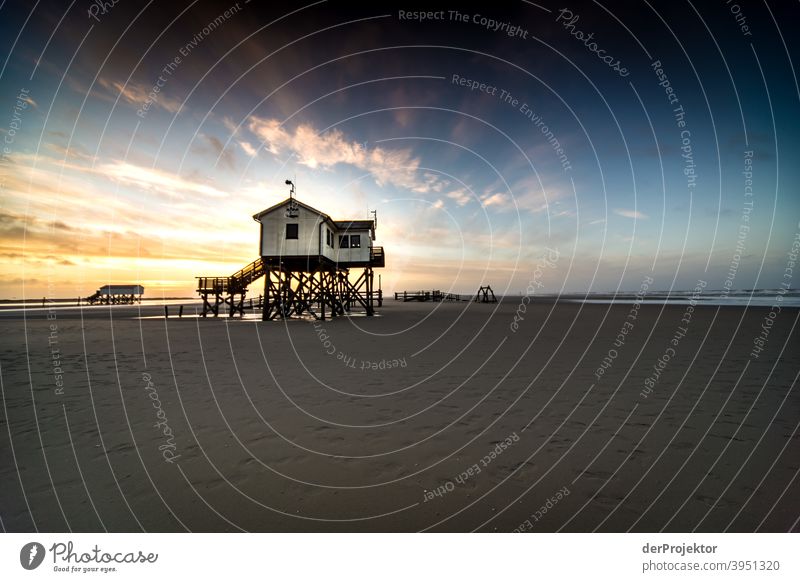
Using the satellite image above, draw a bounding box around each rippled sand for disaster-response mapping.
[1,299,798,531]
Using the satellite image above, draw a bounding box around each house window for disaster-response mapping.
[350,234,361,248]
[339,235,349,248]
[327,229,333,247]
[286,223,298,239]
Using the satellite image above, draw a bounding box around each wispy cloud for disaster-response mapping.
[45,142,97,163]
[247,117,440,192]
[0,153,256,297]
[446,188,471,206]
[194,134,236,170]
[98,78,182,113]
[222,116,240,134]
[20,93,37,108]
[99,161,227,198]
[238,141,257,157]
[614,208,649,219]
[480,192,508,207]
[469,185,570,214]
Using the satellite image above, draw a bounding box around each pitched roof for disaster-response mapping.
[252,198,375,231]
[252,197,331,221]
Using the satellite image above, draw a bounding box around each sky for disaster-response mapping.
[0,0,798,298]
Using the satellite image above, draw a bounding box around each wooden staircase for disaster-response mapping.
[196,257,266,317]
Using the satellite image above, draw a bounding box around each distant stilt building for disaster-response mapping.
[86,284,144,305]
[196,181,385,320]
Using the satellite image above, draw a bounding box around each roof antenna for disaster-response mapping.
[285,179,298,217]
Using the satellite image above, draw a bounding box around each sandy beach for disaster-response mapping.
[1,298,797,532]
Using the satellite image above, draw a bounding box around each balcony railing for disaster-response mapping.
[370,246,385,267]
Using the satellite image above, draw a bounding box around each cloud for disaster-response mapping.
[239,141,257,157]
[247,117,439,192]
[99,161,228,198]
[44,141,96,163]
[614,208,649,219]
[194,134,236,170]
[20,94,37,108]
[98,78,182,114]
[499,175,572,214]
[441,184,569,214]
[222,116,240,134]
[446,189,471,206]
[0,151,263,298]
[480,192,508,208]
[2,153,144,221]
[0,210,77,240]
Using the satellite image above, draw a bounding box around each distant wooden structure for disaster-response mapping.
[474,285,497,303]
[196,180,385,320]
[394,290,465,302]
[86,284,144,305]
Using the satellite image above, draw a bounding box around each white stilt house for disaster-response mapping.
[196,180,384,320]
[252,189,383,269]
